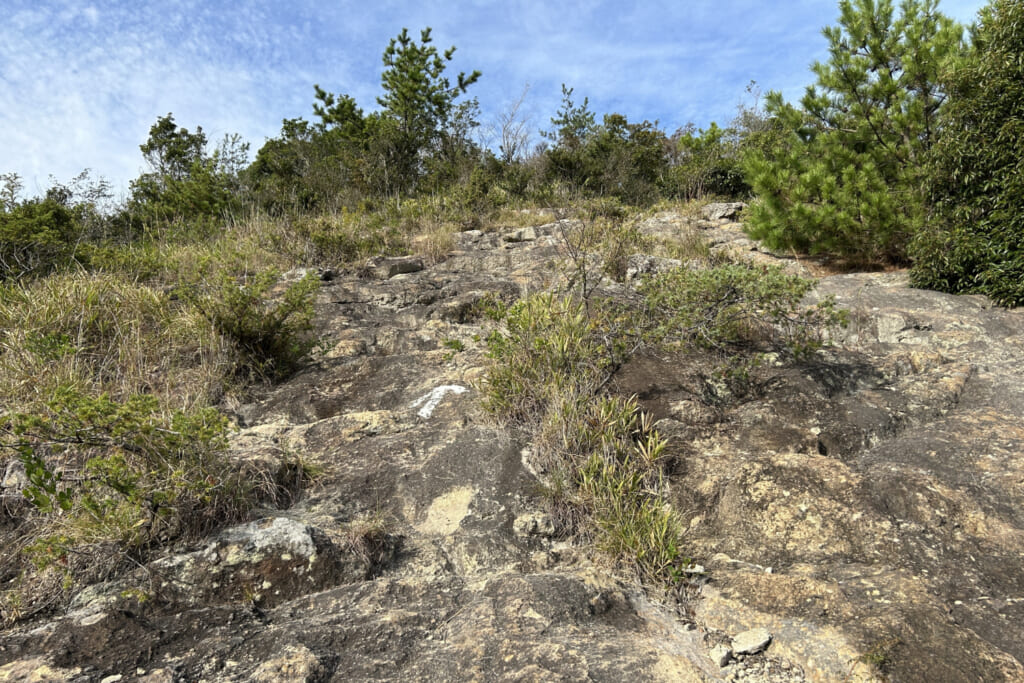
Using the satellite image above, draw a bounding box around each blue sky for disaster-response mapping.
[1,0,988,198]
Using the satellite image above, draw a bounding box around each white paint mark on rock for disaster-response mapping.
[411,385,468,418]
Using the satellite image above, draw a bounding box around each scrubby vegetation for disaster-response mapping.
[2,0,1021,624]
[910,0,1024,306]
[479,210,846,587]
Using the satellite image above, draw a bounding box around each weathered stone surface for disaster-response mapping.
[701,202,747,221]
[625,254,682,283]
[148,516,374,608]
[513,512,556,537]
[710,644,733,667]
[503,226,537,242]
[732,627,772,655]
[364,255,425,279]
[4,210,1024,681]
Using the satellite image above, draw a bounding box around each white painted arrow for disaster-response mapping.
[410,385,468,419]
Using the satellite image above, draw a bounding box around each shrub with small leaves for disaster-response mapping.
[184,270,319,380]
[1,387,251,565]
[640,262,847,359]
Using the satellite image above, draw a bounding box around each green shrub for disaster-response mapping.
[126,114,247,229]
[3,388,248,542]
[481,293,609,425]
[0,197,81,279]
[667,122,748,201]
[640,262,847,360]
[0,388,252,620]
[911,0,1024,307]
[481,290,690,586]
[184,270,319,381]
[291,212,407,265]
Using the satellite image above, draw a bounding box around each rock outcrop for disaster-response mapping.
[2,213,1023,682]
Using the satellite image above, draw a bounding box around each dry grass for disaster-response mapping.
[0,271,231,414]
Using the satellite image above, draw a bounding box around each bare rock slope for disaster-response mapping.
[2,212,1023,682]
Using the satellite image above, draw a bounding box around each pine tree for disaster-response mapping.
[742,0,963,264]
[374,27,481,195]
[911,0,1024,306]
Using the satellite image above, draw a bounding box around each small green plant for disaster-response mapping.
[184,269,319,381]
[442,338,465,352]
[481,293,610,425]
[481,288,690,587]
[533,393,689,585]
[470,292,509,321]
[337,510,400,570]
[441,337,465,362]
[858,636,901,677]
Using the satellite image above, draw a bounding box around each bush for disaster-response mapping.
[184,270,319,381]
[564,396,688,585]
[126,114,247,229]
[640,262,847,360]
[481,293,609,425]
[911,0,1024,307]
[3,388,248,542]
[291,212,407,265]
[0,388,252,621]
[666,122,748,201]
[0,197,81,279]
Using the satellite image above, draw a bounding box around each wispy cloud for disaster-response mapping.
[0,0,987,197]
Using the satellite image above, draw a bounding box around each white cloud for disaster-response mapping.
[0,0,989,198]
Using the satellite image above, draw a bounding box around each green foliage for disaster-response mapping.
[290,211,406,264]
[250,27,481,205]
[379,27,481,149]
[372,27,481,196]
[0,170,123,280]
[184,270,319,380]
[859,636,902,676]
[247,117,356,214]
[566,396,689,585]
[743,0,964,264]
[911,0,1024,306]
[482,293,609,425]
[0,195,80,279]
[1,387,250,559]
[128,114,248,229]
[640,262,847,360]
[543,85,598,152]
[586,114,668,204]
[542,87,668,204]
[667,122,747,200]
